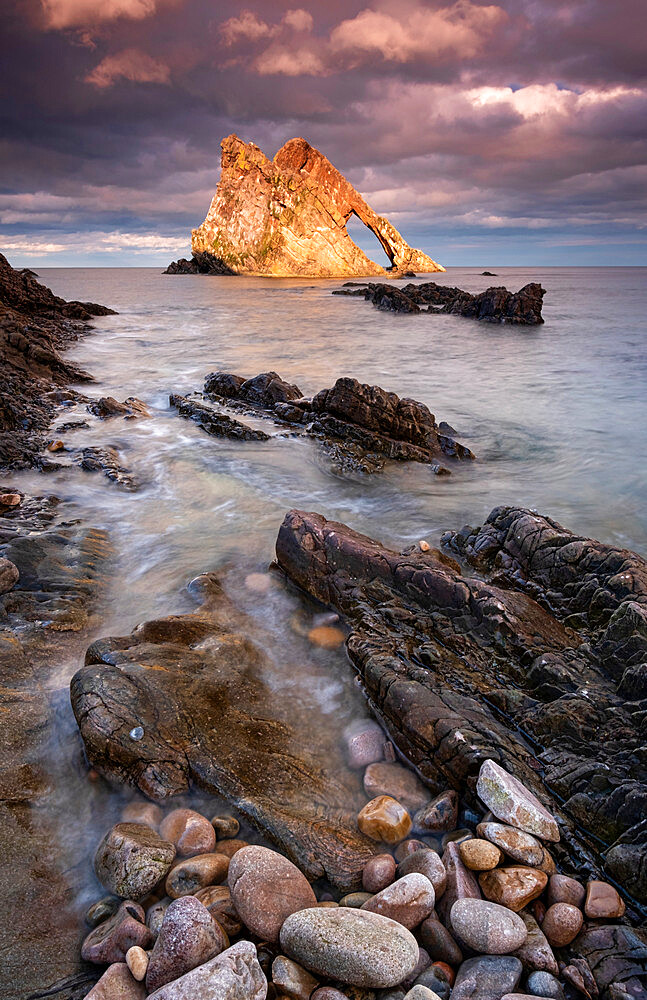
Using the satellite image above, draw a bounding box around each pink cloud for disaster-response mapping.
[40,0,167,29]
[85,48,171,87]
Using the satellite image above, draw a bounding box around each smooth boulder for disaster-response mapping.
[450,899,528,955]
[228,845,316,943]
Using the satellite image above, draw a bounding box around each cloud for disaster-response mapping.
[221,8,314,46]
[1,230,189,257]
[85,48,171,87]
[41,0,162,30]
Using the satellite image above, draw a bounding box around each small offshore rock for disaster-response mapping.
[211,814,240,839]
[122,801,163,829]
[145,940,267,1000]
[81,901,153,963]
[228,844,317,943]
[344,719,385,769]
[459,839,502,871]
[308,624,346,648]
[126,945,149,981]
[165,852,230,897]
[146,896,227,992]
[272,955,320,1000]
[450,955,523,1000]
[511,910,558,975]
[0,557,19,594]
[194,884,242,935]
[85,895,120,927]
[363,853,397,893]
[361,873,435,929]
[398,849,447,898]
[413,791,458,834]
[526,970,565,999]
[546,873,585,909]
[364,762,430,813]
[358,795,412,843]
[450,898,528,954]
[479,866,548,912]
[584,879,626,918]
[476,760,559,842]
[541,902,584,947]
[476,822,545,868]
[280,906,419,988]
[419,913,463,965]
[341,891,374,907]
[85,962,147,999]
[94,823,176,899]
[159,808,217,857]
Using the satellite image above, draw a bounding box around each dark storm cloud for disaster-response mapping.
[1,0,646,262]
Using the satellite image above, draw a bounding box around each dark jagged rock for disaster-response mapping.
[275,507,647,910]
[76,446,138,490]
[481,271,498,276]
[334,280,545,324]
[570,924,647,1000]
[163,251,236,275]
[70,575,378,892]
[169,393,271,441]
[0,252,115,470]
[200,371,474,474]
[86,396,150,419]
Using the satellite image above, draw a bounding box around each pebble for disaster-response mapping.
[47,439,64,451]
[244,572,272,593]
[344,719,385,769]
[85,895,120,927]
[412,968,450,999]
[546,873,585,909]
[145,940,266,1000]
[363,853,396,892]
[280,906,420,988]
[584,879,626,918]
[0,557,19,594]
[272,955,320,999]
[81,901,153,963]
[450,955,523,1000]
[526,970,565,999]
[228,844,317,943]
[398,849,447,898]
[403,988,440,1000]
[536,847,556,875]
[541,902,584,947]
[210,814,240,839]
[94,823,176,899]
[159,809,216,857]
[395,839,428,862]
[361,874,435,929]
[512,910,558,975]
[441,829,472,849]
[146,898,170,936]
[213,837,248,858]
[194,885,242,936]
[122,802,163,830]
[308,624,346,648]
[430,961,455,986]
[476,760,560,843]
[0,492,21,506]
[126,945,149,981]
[436,842,480,926]
[311,990,349,1000]
[450,898,528,954]
[165,852,230,897]
[419,913,463,965]
[84,962,146,999]
[358,796,412,843]
[459,839,502,871]
[476,822,545,867]
[400,946,432,989]
[364,762,430,813]
[479,866,548,911]
[146,896,227,992]
[413,791,458,834]
[340,892,374,907]
[418,540,431,552]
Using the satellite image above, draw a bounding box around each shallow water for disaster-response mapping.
[6,266,647,925]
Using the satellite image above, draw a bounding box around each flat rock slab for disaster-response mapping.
[71,576,377,891]
[275,506,647,912]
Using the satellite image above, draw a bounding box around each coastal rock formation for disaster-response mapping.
[70,574,378,892]
[166,134,443,277]
[334,279,546,324]
[275,506,647,910]
[171,371,474,475]
[0,252,115,469]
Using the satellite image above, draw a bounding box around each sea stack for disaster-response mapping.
[166,134,444,277]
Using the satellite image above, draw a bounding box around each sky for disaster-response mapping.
[1,0,646,267]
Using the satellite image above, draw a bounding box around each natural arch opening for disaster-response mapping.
[345,212,393,269]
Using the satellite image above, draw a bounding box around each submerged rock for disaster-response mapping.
[76,445,138,490]
[275,506,647,908]
[167,133,443,278]
[169,393,270,441]
[70,574,377,891]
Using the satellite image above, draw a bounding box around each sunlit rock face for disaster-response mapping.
[189,134,444,277]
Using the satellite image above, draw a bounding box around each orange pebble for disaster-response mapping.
[432,961,455,986]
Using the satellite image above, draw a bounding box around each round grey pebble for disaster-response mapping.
[526,971,566,1000]
[129,726,144,741]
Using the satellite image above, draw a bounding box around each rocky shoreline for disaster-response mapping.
[0,256,645,999]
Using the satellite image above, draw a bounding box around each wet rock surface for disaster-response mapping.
[275,505,647,909]
[333,279,545,324]
[180,370,475,475]
[70,574,377,891]
[0,252,115,470]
